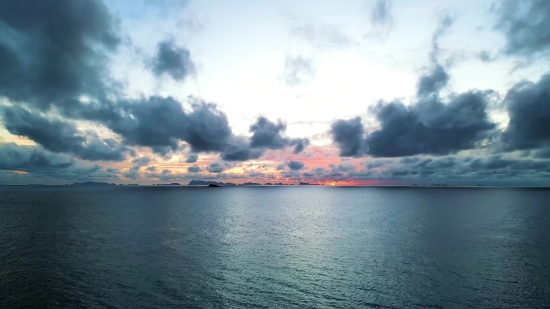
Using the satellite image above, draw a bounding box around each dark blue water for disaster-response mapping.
[1,186,549,308]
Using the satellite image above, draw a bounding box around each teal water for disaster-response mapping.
[1,186,549,308]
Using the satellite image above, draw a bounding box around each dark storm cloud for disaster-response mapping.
[364,160,390,169]
[360,9,550,160]
[534,148,550,159]
[0,143,73,172]
[365,92,496,157]
[221,148,263,162]
[287,160,305,171]
[0,0,315,170]
[330,163,357,172]
[185,154,198,163]
[248,117,310,154]
[0,0,260,163]
[417,16,453,97]
[284,55,316,86]
[183,100,234,152]
[330,117,365,157]
[501,73,550,151]
[76,96,185,154]
[0,143,119,181]
[250,117,288,149]
[346,155,550,184]
[132,157,151,167]
[2,106,132,161]
[207,162,225,173]
[290,138,310,154]
[150,40,194,81]
[416,64,449,98]
[0,0,119,110]
[78,97,234,155]
[495,0,550,58]
[221,136,264,162]
[123,156,151,179]
[187,165,202,173]
[331,16,495,158]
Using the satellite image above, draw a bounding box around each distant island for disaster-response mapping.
[242,182,261,186]
[188,180,237,186]
[71,181,117,186]
[207,184,221,187]
[68,182,140,186]
[186,180,321,186]
[153,183,181,186]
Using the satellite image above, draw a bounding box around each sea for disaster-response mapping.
[1,186,549,308]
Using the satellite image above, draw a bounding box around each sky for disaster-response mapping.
[0,0,550,186]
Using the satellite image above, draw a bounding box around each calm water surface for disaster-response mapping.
[1,186,549,308]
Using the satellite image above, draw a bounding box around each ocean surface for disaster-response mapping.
[1,186,549,308]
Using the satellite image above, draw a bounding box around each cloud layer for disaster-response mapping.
[0,0,549,185]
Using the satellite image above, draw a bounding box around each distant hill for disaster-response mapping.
[187,180,316,186]
[242,182,261,186]
[71,181,116,186]
[187,180,236,186]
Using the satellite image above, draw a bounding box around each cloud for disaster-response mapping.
[284,55,316,86]
[150,39,194,81]
[368,0,393,37]
[207,162,225,173]
[187,165,202,173]
[479,51,495,62]
[0,143,73,172]
[365,92,496,157]
[124,156,151,179]
[0,0,253,162]
[330,117,365,157]
[331,16,495,158]
[430,15,454,63]
[221,136,264,161]
[250,117,288,149]
[416,64,449,98]
[182,100,235,152]
[290,138,310,154]
[0,0,315,172]
[77,96,234,155]
[534,148,550,159]
[2,106,133,161]
[364,160,390,169]
[288,160,305,171]
[248,117,310,154]
[0,0,119,110]
[291,23,355,50]
[185,154,198,163]
[0,143,119,181]
[132,157,151,167]
[501,73,550,151]
[494,0,550,58]
[330,163,357,172]
[416,15,454,97]
[371,0,392,26]
[347,155,550,183]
